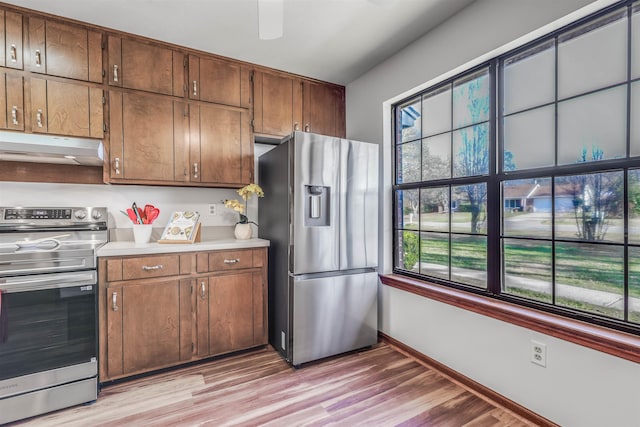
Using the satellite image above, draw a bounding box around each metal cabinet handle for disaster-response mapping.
[304,124,310,132]
[193,80,198,96]
[193,162,199,179]
[114,157,120,175]
[200,281,206,299]
[36,109,43,128]
[142,264,163,271]
[35,49,41,66]
[11,106,18,125]
[112,291,118,312]
[223,258,240,264]
[113,64,119,82]
[294,122,299,131]
[10,44,17,62]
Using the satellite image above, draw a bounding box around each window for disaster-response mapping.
[393,1,640,332]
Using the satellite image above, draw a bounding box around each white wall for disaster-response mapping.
[346,0,640,425]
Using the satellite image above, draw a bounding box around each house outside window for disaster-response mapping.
[393,0,640,332]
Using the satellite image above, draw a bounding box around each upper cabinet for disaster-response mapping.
[188,55,250,107]
[253,70,302,138]
[0,10,23,69]
[302,80,345,138]
[108,36,184,97]
[27,18,102,83]
[0,70,24,131]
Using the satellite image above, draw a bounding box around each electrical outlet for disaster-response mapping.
[531,340,547,367]
[208,204,217,215]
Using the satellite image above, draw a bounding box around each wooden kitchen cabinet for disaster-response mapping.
[253,70,302,139]
[109,90,188,183]
[0,10,23,70]
[0,70,24,130]
[188,102,253,186]
[108,36,184,97]
[29,77,103,138]
[99,247,268,382]
[303,80,345,138]
[27,18,102,83]
[188,55,250,108]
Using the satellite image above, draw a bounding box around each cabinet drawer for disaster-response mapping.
[122,254,180,280]
[208,250,253,271]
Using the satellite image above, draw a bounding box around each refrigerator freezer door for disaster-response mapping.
[291,272,378,366]
[292,132,341,275]
[340,139,379,270]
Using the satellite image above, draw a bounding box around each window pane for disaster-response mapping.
[554,172,624,243]
[558,12,627,99]
[629,81,640,157]
[453,124,489,177]
[555,242,624,320]
[396,141,421,184]
[632,5,640,79]
[420,232,449,280]
[420,187,449,232]
[503,105,555,171]
[557,86,626,165]
[503,40,555,114]
[422,134,451,181]
[627,246,640,324]
[452,183,487,234]
[422,86,451,137]
[396,230,420,272]
[451,234,487,288]
[397,99,421,143]
[453,69,490,129]
[396,189,419,230]
[502,178,552,238]
[502,239,552,303]
[630,169,640,245]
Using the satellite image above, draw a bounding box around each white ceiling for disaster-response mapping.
[3,0,476,85]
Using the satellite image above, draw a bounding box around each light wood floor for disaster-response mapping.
[14,343,533,426]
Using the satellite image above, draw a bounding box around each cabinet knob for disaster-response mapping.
[35,50,42,67]
[193,162,199,179]
[10,44,17,62]
[112,292,118,312]
[113,64,119,82]
[11,106,18,126]
[36,109,43,128]
[114,157,120,175]
[193,80,198,96]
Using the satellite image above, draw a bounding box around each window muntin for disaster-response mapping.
[393,1,640,333]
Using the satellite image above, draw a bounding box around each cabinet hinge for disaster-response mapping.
[102,96,106,105]
[184,57,188,68]
[250,119,255,132]
[249,71,254,83]
[191,343,195,353]
[102,69,106,78]
[103,123,107,133]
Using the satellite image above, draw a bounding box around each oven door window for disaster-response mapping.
[0,281,96,381]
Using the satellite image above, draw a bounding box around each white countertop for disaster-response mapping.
[97,238,270,257]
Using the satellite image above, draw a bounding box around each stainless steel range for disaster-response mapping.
[0,207,107,424]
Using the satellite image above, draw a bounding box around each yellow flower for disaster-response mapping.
[237,183,265,201]
[224,199,245,214]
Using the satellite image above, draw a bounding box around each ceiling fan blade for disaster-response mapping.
[258,0,284,40]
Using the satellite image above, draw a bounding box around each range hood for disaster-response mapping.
[0,131,104,166]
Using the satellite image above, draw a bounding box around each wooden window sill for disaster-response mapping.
[380,274,640,364]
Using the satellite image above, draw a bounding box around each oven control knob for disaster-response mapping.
[92,210,103,220]
[74,209,87,220]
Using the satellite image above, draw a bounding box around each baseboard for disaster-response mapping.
[378,332,558,427]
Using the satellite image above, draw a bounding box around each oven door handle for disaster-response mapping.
[0,271,96,293]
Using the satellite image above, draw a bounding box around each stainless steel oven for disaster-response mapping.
[0,207,107,425]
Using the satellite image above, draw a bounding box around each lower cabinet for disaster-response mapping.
[99,248,267,382]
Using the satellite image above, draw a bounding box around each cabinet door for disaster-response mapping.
[121,280,182,374]
[0,10,23,69]
[253,70,302,138]
[109,36,184,96]
[209,272,255,355]
[189,55,241,106]
[28,18,102,83]
[105,285,123,378]
[195,277,210,358]
[30,77,103,137]
[189,103,252,185]
[109,91,187,182]
[303,81,345,138]
[0,70,24,130]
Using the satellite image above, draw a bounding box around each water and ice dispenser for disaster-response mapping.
[304,185,330,226]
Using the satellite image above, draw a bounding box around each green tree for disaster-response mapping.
[402,231,419,270]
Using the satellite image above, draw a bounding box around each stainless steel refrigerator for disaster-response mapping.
[258,131,378,366]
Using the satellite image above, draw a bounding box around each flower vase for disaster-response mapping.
[234,223,252,240]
